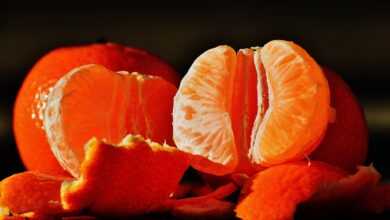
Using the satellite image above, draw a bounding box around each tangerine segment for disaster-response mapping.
[250,40,330,165]
[235,161,382,220]
[230,49,259,174]
[0,172,68,215]
[61,135,190,215]
[173,46,239,175]
[44,64,177,177]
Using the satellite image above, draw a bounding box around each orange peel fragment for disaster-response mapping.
[0,172,69,217]
[235,161,385,220]
[61,135,190,215]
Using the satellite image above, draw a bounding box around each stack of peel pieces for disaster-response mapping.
[2,40,389,219]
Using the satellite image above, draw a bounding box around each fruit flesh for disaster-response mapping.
[173,45,239,175]
[250,40,330,166]
[44,64,177,177]
[173,40,330,175]
[230,49,259,174]
[173,46,262,175]
[13,43,180,176]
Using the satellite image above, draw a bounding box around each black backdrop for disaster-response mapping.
[1,1,389,180]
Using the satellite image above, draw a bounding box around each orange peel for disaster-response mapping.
[61,135,190,215]
[0,172,69,217]
[235,161,385,220]
[13,43,180,176]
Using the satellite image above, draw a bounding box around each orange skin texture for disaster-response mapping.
[13,43,180,176]
[61,136,190,216]
[0,171,69,215]
[235,161,383,220]
[312,68,368,171]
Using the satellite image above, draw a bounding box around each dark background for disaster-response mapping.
[1,1,389,180]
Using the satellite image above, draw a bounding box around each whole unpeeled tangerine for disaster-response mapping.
[13,43,180,176]
[312,68,368,172]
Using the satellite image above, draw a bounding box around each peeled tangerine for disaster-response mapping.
[235,161,389,220]
[43,64,177,177]
[173,40,331,175]
[0,135,190,218]
[13,43,180,176]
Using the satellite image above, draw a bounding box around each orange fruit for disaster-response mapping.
[43,64,177,177]
[0,171,68,216]
[235,161,382,220]
[312,68,368,171]
[61,135,190,215]
[173,40,330,175]
[14,43,180,176]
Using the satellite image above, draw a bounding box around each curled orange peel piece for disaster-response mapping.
[235,161,386,220]
[0,172,69,218]
[61,135,190,215]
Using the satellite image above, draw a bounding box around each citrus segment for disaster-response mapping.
[235,161,383,220]
[230,49,259,174]
[44,64,177,177]
[173,40,330,175]
[173,46,238,175]
[250,40,330,166]
[61,135,190,215]
[13,43,180,176]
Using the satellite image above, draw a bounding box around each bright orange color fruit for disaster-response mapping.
[61,135,190,215]
[235,161,383,220]
[43,64,177,177]
[312,68,368,171]
[13,43,180,176]
[0,172,68,216]
[173,40,330,175]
